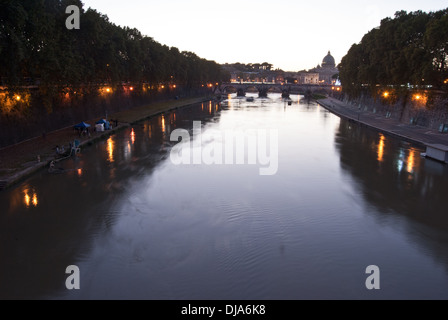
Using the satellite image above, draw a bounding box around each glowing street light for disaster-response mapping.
[100,87,113,95]
[412,93,427,105]
[383,91,389,98]
[15,95,21,101]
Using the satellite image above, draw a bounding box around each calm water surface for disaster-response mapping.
[1,93,448,299]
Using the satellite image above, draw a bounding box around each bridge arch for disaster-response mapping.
[266,86,282,93]
[244,86,259,93]
[222,86,237,93]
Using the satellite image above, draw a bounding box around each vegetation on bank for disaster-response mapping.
[338,8,448,98]
[311,93,327,100]
[0,1,229,109]
[0,0,230,147]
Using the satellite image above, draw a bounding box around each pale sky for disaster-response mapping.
[81,0,447,71]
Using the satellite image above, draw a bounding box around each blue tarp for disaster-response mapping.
[95,119,110,130]
[74,122,91,129]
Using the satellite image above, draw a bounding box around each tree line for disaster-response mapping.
[0,0,230,147]
[338,8,448,97]
[0,0,229,91]
[223,62,274,72]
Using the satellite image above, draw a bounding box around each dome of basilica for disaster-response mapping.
[322,51,335,68]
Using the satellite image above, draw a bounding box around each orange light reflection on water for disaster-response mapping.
[377,135,385,162]
[24,192,30,207]
[32,193,38,206]
[107,137,114,163]
[407,149,415,173]
[131,128,135,144]
[23,188,38,208]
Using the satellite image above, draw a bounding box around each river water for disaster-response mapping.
[1,93,448,300]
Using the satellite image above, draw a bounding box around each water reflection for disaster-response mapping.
[0,100,222,299]
[335,119,448,229]
[2,94,448,299]
[407,148,416,174]
[130,128,136,145]
[161,114,166,133]
[24,190,30,207]
[124,141,131,160]
[107,137,114,163]
[335,120,448,299]
[146,124,153,139]
[377,134,385,162]
[397,148,405,172]
[23,186,38,208]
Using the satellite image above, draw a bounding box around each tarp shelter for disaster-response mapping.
[74,122,91,129]
[95,119,110,130]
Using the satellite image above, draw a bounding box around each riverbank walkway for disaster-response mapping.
[317,96,448,147]
[0,96,211,190]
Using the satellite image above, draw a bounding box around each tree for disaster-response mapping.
[339,8,448,97]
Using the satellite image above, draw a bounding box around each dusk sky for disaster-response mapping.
[81,0,447,71]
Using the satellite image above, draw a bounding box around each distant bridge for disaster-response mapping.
[216,82,334,98]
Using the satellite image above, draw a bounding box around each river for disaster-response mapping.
[1,93,448,299]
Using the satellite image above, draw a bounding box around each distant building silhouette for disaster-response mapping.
[309,51,339,85]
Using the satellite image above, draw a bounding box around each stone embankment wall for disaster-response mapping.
[332,91,448,131]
